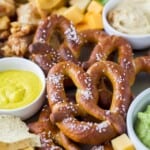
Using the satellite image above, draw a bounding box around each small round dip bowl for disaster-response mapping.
[102,0,150,50]
[0,57,46,120]
[127,88,150,150]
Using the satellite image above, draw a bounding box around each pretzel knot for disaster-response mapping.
[133,56,150,75]
[29,14,81,74]
[47,61,132,145]
[79,29,135,85]
[28,105,80,150]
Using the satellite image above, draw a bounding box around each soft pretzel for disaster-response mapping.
[85,61,132,118]
[29,14,80,74]
[28,105,80,150]
[133,56,150,75]
[33,14,81,58]
[47,61,131,145]
[29,42,62,74]
[79,29,135,85]
[91,143,113,150]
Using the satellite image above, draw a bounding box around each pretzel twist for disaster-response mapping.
[133,56,150,75]
[79,29,135,85]
[47,61,131,145]
[85,61,132,118]
[29,14,80,74]
[33,14,81,58]
[28,105,80,150]
[29,42,62,74]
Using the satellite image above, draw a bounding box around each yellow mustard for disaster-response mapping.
[0,70,42,109]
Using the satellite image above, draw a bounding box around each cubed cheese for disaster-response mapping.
[87,0,103,14]
[69,0,91,13]
[76,11,103,31]
[62,6,84,25]
[53,7,68,15]
[111,134,136,150]
[36,0,65,11]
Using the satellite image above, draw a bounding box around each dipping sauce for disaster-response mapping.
[0,70,42,109]
[135,105,150,148]
[108,0,150,35]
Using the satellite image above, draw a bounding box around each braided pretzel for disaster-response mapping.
[47,61,131,145]
[28,105,80,150]
[79,29,135,85]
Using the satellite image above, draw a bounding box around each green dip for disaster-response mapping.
[135,105,150,148]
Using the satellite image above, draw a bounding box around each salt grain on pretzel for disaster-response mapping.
[133,56,150,75]
[29,42,62,74]
[29,14,81,74]
[28,105,80,150]
[47,61,131,145]
[79,29,135,85]
[33,14,81,58]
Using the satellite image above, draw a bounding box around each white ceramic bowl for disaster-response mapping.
[0,57,46,120]
[127,88,150,150]
[102,0,150,50]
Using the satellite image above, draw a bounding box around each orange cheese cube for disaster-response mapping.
[62,6,84,25]
[69,0,91,13]
[76,11,103,31]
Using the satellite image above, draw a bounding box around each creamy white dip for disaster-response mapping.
[108,0,150,34]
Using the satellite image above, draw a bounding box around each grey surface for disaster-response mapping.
[132,50,150,96]
[132,73,150,96]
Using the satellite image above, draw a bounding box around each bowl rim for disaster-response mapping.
[103,0,150,38]
[127,88,150,150]
[0,57,46,112]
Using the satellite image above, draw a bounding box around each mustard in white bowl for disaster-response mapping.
[0,70,42,109]
[0,57,46,120]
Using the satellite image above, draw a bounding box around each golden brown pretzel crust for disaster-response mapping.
[34,14,81,58]
[79,29,135,85]
[86,61,132,118]
[29,14,81,74]
[29,42,62,74]
[47,61,131,145]
[133,56,150,75]
[91,143,113,150]
[28,105,80,150]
